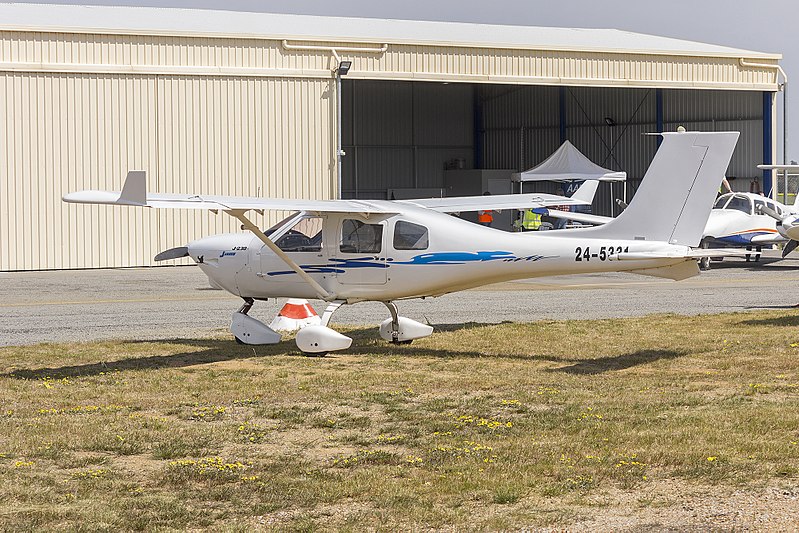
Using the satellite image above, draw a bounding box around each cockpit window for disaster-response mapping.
[713,196,730,209]
[766,201,782,216]
[340,219,383,254]
[276,216,323,252]
[725,195,752,215]
[263,212,300,236]
[393,221,429,250]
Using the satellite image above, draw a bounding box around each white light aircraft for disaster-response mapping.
[63,131,738,354]
[752,164,799,258]
[542,178,799,268]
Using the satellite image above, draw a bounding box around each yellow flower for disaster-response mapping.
[706,456,718,462]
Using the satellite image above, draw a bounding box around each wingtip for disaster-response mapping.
[120,170,147,204]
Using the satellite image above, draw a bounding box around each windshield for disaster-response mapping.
[263,212,300,236]
[713,195,731,209]
[725,195,752,215]
[275,216,323,252]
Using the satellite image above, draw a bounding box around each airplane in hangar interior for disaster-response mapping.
[541,169,799,270]
[63,131,738,355]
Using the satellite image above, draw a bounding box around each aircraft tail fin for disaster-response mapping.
[579,131,738,247]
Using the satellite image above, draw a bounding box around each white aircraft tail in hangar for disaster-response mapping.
[64,131,739,354]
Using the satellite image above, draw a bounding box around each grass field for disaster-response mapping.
[2,310,799,530]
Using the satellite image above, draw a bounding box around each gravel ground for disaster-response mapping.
[554,481,799,531]
[2,251,798,346]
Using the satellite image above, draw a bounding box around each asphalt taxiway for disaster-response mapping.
[2,252,798,346]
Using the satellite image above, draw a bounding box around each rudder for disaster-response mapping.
[581,131,738,247]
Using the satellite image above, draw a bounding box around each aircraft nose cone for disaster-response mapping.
[187,233,252,263]
[781,215,799,241]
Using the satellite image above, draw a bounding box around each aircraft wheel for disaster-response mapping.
[392,339,413,345]
[699,240,711,271]
[234,336,245,345]
[302,351,328,358]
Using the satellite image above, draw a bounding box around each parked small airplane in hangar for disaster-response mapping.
[63,131,738,354]
[541,184,799,269]
[755,164,799,257]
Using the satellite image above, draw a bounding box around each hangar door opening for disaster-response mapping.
[342,80,766,219]
[341,80,476,200]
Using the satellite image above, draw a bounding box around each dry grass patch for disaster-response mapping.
[1,311,799,529]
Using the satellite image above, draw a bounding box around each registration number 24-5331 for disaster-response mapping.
[574,245,629,262]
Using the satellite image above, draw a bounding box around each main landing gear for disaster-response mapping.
[378,302,433,345]
[229,298,433,355]
[744,245,762,263]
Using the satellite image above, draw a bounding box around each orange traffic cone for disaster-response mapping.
[269,299,321,331]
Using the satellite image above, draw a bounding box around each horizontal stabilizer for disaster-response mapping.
[569,180,600,204]
[540,209,611,226]
[628,261,699,281]
[686,249,749,258]
[617,249,745,261]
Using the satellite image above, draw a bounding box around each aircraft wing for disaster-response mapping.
[538,209,612,225]
[63,171,399,214]
[403,193,589,213]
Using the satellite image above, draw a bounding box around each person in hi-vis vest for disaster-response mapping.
[477,192,493,227]
[515,209,542,231]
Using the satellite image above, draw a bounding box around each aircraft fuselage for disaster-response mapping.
[188,205,692,303]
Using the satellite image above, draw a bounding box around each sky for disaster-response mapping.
[6,0,796,160]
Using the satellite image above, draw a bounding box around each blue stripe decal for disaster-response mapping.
[716,232,771,245]
[266,251,554,276]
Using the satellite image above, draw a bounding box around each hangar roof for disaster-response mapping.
[0,3,781,60]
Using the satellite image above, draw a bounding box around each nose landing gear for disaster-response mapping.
[230,298,282,345]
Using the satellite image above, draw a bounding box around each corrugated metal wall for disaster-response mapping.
[0,71,334,270]
[663,89,762,183]
[0,31,780,91]
[481,86,763,214]
[342,80,473,199]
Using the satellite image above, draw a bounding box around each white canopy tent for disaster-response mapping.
[514,140,627,183]
[512,140,627,214]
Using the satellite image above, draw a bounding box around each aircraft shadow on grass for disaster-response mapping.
[3,338,290,380]
[738,313,799,327]
[546,349,688,375]
[3,323,687,380]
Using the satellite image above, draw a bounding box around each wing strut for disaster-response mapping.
[227,210,333,301]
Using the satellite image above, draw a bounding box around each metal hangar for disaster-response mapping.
[0,4,782,270]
